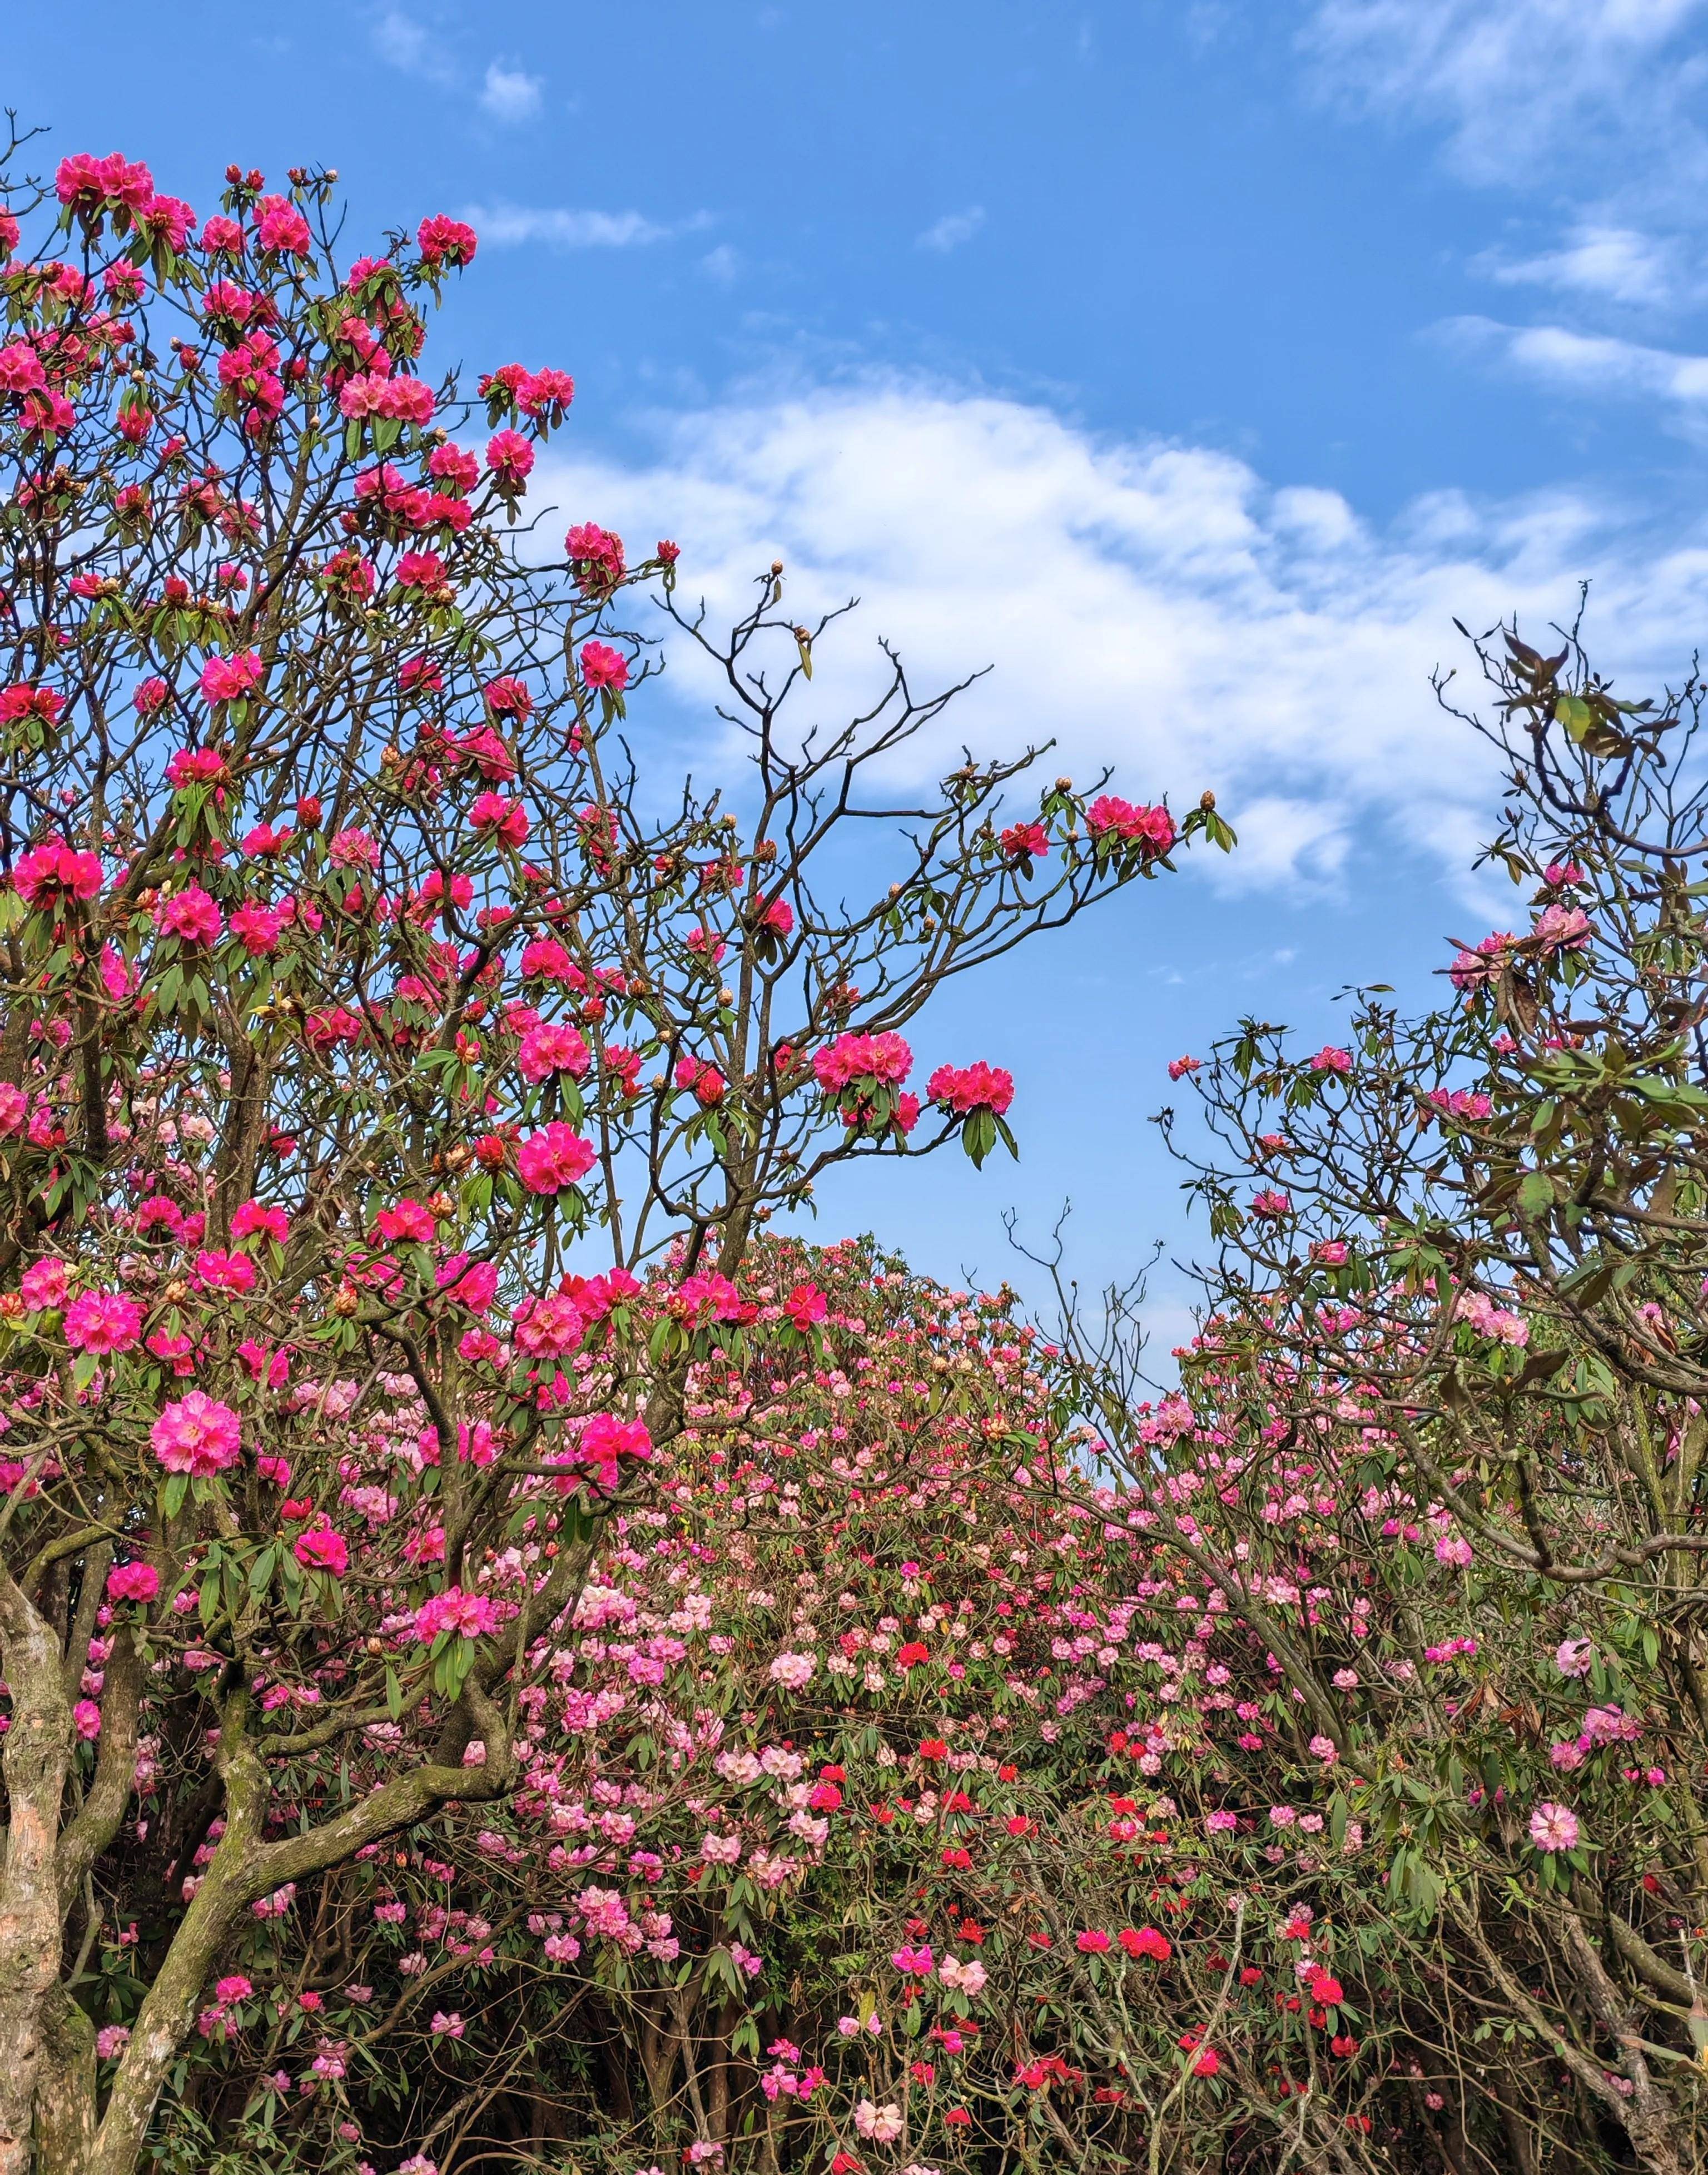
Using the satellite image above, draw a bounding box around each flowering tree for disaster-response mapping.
[0,143,1225,2175]
[1124,622,1708,2174]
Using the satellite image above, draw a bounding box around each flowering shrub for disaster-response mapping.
[0,140,1225,2175]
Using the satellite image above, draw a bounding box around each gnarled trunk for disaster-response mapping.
[34,1987,96,2175]
[0,1570,76,2175]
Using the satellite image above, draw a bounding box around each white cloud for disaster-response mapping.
[463,204,673,249]
[479,59,544,123]
[917,207,986,254]
[1304,0,1708,184]
[1446,313,1708,420]
[1304,0,1708,364]
[532,375,1708,893]
[371,7,453,83]
[1478,222,1681,307]
[701,244,741,283]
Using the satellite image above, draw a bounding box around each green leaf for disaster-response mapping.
[1555,694,1593,743]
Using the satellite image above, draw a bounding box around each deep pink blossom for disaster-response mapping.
[151,1392,242,1476]
[64,1290,143,1355]
[517,1124,596,1194]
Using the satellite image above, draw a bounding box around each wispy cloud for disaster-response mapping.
[479,59,543,123]
[1477,223,1682,308]
[462,203,677,248]
[371,7,454,85]
[1303,0,1708,186]
[533,375,1708,894]
[917,207,985,254]
[1304,2,1708,425]
[1444,313,1708,421]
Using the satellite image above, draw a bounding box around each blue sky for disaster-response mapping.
[15,0,1708,1353]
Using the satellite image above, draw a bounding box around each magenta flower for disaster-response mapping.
[151,1392,242,1477]
[517,1123,596,1195]
[63,1290,143,1355]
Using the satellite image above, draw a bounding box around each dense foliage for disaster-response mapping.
[0,140,1223,2175]
[8,130,1708,2175]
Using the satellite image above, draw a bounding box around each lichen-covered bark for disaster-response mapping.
[0,1568,75,2175]
[35,1986,96,2175]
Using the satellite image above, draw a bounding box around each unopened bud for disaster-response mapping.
[331,1283,361,1318]
[770,559,785,576]
[719,987,735,1007]
[1200,789,1216,810]
[1056,776,1073,792]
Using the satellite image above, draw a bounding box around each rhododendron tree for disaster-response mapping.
[1115,622,1708,2175]
[0,143,1224,2175]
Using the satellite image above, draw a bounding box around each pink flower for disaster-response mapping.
[293,1526,349,1577]
[438,1257,499,1313]
[783,1283,828,1330]
[254,196,313,256]
[486,429,534,485]
[73,1700,102,1741]
[20,1259,70,1312]
[230,1200,289,1248]
[0,683,63,729]
[518,1022,590,1083]
[414,1587,500,1643]
[469,792,530,848]
[1167,1056,1201,1081]
[813,1032,913,1093]
[1555,1637,1593,1678]
[215,1975,253,2005]
[1250,1189,1292,1219]
[198,651,263,705]
[517,1124,596,1195]
[1308,1046,1352,1074]
[63,1290,143,1355]
[14,843,103,908]
[578,641,629,693]
[374,1199,436,1245]
[1076,1930,1111,1953]
[56,152,154,216]
[395,549,448,592]
[1528,1802,1581,1853]
[1085,796,1175,855]
[0,345,47,397]
[151,1392,242,1476]
[567,1412,652,1486]
[156,886,222,945]
[418,215,478,268]
[106,1561,160,1605]
[926,1061,1014,1116]
[518,367,575,418]
[167,747,229,791]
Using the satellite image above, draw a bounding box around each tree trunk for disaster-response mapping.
[0,1572,76,2175]
[34,1987,96,2175]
